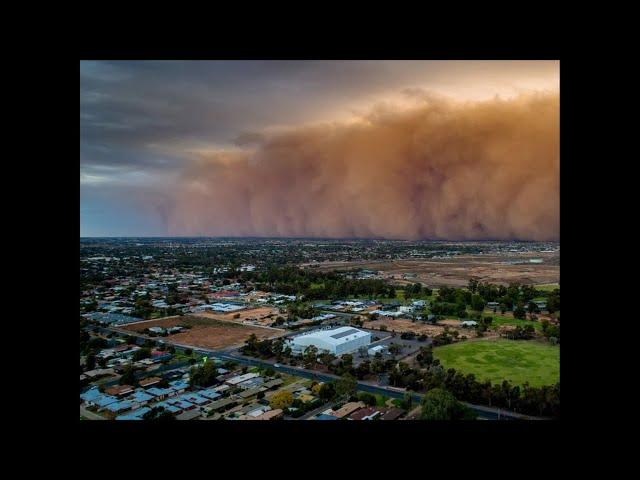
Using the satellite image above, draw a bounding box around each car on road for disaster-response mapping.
[274,363,281,368]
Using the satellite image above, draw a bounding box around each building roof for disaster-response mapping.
[94,395,119,407]
[380,407,404,421]
[197,388,222,400]
[179,393,209,405]
[238,377,264,389]
[80,387,102,403]
[349,407,382,420]
[205,397,237,411]
[105,400,133,413]
[292,327,370,347]
[330,401,365,419]
[139,376,161,387]
[238,409,283,420]
[147,387,174,397]
[105,385,134,396]
[176,409,201,420]
[115,407,151,420]
[154,402,181,413]
[166,398,194,410]
[239,387,264,398]
[169,380,189,391]
[131,391,154,403]
[226,372,260,385]
[262,379,284,389]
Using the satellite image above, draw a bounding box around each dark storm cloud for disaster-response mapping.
[80,60,557,176]
[79,60,559,238]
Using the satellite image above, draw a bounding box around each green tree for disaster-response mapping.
[85,353,96,371]
[416,345,433,367]
[357,392,377,406]
[133,347,151,361]
[341,353,353,368]
[400,392,413,411]
[513,305,527,320]
[318,382,336,401]
[335,374,357,398]
[270,390,294,410]
[303,345,319,368]
[320,352,336,366]
[189,360,219,388]
[142,406,175,421]
[421,388,474,420]
[119,364,136,386]
[471,294,486,312]
[388,343,402,355]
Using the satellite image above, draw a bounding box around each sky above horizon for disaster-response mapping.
[80,60,559,239]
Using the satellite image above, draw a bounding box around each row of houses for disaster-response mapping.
[313,401,405,421]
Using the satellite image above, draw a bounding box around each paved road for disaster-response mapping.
[88,325,545,420]
[214,352,543,420]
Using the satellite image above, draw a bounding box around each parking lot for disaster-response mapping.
[348,328,431,366]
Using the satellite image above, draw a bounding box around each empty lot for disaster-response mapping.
[303,252,559,287]
[122,315,284,350]
[196,306,281,326]
[365,317,479,338]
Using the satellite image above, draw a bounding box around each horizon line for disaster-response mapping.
[80,235,559,242]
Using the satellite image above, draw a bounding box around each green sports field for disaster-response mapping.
[433,339,559,387]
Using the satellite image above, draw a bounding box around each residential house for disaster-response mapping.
[105,385,134,397]
[139,376,162,388]
[349,407,383,421]
[329,401,365,419]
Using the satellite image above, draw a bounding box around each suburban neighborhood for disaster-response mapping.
[80,238,559,421]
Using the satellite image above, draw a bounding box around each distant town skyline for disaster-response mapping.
[80,60,559,239]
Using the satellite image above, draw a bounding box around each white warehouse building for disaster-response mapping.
[288,327,371,356]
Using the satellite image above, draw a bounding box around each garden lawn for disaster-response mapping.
[433,339,559,387]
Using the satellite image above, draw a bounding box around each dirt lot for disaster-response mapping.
[364,317,478,338]
[196,306,281,327]
[302,252,559,287]
[122,315,284,350]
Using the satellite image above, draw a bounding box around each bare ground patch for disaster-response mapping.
[196,306,282,327]
[121,314,284,350]
[302,252,559,287]
[365,317,478,338]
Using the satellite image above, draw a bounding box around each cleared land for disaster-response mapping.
[122,315,284,350]
[365,317,479,338]
[303,252,559,287]
[433,339,559,387]
[196,306,281,326]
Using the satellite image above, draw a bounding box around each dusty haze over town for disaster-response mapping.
[80,60,559,240]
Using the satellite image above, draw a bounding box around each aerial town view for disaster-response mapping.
[80,60,560,421]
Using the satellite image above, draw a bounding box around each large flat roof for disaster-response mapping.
[293,326,370,346]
